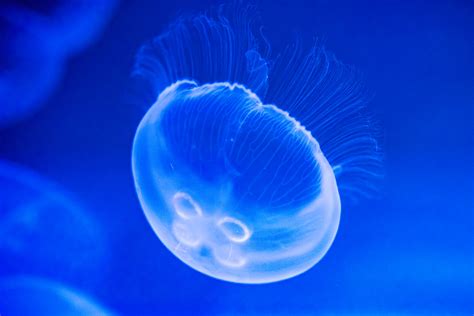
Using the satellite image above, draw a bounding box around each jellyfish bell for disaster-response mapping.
[132,4,382,284]
[0,161,105,282]
[0,0,117,127]
[0,276,114,316]
[0,10,64,128]
[134,80,341,283]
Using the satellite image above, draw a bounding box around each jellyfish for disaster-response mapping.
[0,160,105,282]
[0,276,115,316]
[131,4,382,284]
[0,0,117,127]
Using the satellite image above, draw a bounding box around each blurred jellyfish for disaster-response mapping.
[0,160,104,281]
[131,4,382,284]
[0,0,117,127]
[0,276,115,316]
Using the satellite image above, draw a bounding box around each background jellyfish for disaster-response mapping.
[132,4,382,284]
[0,0,117,128]
[0,276,114,316]
[0,160,105,283]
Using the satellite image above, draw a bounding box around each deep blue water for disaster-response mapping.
[0,0,473,315]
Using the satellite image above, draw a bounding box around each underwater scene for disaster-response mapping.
[0,0,473,315]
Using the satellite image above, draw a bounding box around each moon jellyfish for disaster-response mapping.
[0,0,117,127]
[132,4,382,283]
[0,160,104,281]
[0,276,114,316]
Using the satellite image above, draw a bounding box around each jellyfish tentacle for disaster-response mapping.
[265,41,383,201]
[133,4,269,104]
